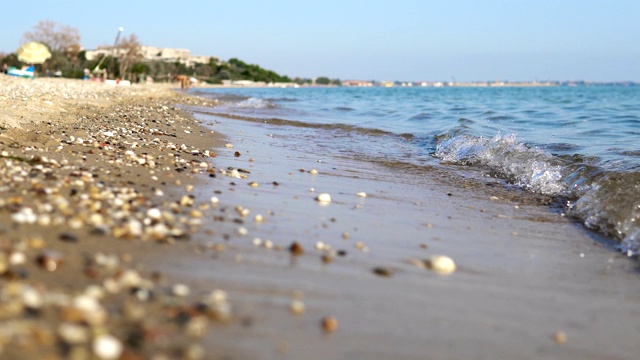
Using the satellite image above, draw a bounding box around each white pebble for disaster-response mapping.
[93,334,123,360]
[356,192,367,197]
[427,255,457,275]
[315,193,331,203]
[58,323,89,345]
[147,208,162,220]
[172,283,191,297]
[290,300,305,315]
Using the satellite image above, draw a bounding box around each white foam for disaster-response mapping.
[435,133,567,195]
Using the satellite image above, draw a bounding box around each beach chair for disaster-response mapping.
[7,66,35,79]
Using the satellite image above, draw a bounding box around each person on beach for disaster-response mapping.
[174,75,190,90]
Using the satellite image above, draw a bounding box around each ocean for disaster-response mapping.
[190,85,640,256]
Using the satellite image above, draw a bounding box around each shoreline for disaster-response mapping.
[177,105,639,359]
[0,75,638,359]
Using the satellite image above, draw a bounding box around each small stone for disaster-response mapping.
[426,255,457,275]
[59,232,79,243]
[93,334,123,360]
[37,251,63,271]
[147,208,162,220]
[315,193,331,203]
[289,241,304,256]
[254,214,264,223]
[321,316,338,332]
[373,267,394,277]
[249,181,259,188]
[172,284,190,297]
[356,192,367,197]
[309,169,318,175]
[290,300,305,315]
[58,323,89,345]
[554,331,568,344]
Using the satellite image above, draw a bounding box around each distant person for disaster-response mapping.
[1,64,7,74]
[83,68,90,80]
[174,75,190,90]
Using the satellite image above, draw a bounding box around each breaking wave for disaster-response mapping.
[435,133,640,256]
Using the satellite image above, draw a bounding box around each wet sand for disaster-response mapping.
[0,76,638,359]
[160,111,640,360]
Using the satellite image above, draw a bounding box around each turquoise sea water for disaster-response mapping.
[191,85,640,256]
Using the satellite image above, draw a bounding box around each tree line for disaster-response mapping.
[0,20,341,85]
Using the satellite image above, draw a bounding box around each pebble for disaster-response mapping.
[315,193,331,203]
[321,316,338,332]
[426,255,457,275]
[289,241,304,255]
[93,334,123,360]
[172,283,191,297]
[37,250,63,272]
[554,330,568,344]
[290,300,305,315]
[356,192,367,197]
[58,323,89,345]
[373,267,394,277]
[309,169,318,175]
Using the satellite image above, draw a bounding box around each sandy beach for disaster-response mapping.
[0,76,638,360]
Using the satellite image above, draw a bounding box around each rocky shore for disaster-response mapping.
[0,76,226,359]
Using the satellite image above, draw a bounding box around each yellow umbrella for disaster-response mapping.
[17,42,52,64]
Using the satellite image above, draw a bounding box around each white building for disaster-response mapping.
[85,46,215,67]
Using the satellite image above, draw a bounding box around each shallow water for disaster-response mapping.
[191,85,640,255]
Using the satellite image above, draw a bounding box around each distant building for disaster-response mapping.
[85,45,217,67]
[341,80,374,87]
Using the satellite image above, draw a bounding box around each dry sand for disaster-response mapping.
[0,75,638,360]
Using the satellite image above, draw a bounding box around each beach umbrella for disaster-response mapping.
[16,42,52,64]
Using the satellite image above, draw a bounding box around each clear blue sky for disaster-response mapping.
[2,0,638,81]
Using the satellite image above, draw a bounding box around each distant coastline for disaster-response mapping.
[195,79,637,88]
